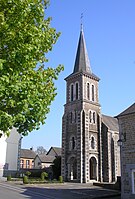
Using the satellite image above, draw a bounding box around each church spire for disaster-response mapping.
[73,27,92,74]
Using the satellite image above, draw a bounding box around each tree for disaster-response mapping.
[35,146,47,155]
[52,156,61,180]
[0,0,63,136]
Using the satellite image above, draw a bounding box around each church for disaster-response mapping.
[61,27,120,183]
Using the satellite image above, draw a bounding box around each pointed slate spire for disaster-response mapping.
[73,27,92,74]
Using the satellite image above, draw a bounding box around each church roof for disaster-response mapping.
[65,28,100,81]
[102,115,119,132]
[116,103,135,117]
[73,28,92,74]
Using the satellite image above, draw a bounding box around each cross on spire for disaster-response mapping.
[80,13,83,31]
[73,22,92,74]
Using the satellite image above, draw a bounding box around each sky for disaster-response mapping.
[22,0,135,151]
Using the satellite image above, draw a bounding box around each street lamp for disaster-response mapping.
[117,132,126,146]
[117,139,123,146]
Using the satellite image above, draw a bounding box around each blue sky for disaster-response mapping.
[22,0,135,151]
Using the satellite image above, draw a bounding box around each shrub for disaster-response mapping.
[59,176,63,183]
[7,175,12,181]
[25,171,31,177]
[41,172,48,181]
[23,175,28,184]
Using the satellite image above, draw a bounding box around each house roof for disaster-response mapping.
[116,103,135,117]
[102,115,119,132]
[38,154,55,163]
[46,147,61,157]
[20,149,36,159]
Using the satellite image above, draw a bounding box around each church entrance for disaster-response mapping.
[68,157,77,180]
[90,157,97,180]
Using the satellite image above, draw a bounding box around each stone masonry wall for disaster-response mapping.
[119,113,135,199]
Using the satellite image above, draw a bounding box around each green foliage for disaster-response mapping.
[25,171,31,177]
[7,175,12,181]
[23,175,28,184]
[59,176,63,183]
[41,172,48,181]
[52,156,61,180]
[0,0,64,136]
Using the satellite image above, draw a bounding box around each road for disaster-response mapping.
[0,181,121,199]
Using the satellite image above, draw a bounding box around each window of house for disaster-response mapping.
[71,84,74,101]
[32,160,34,168]
[91,137,95,149]
[26,160,30,168]
[132,170,135,194]
[87,83,90,100]
[75,82,79,100]
[20,160,24,168]
[91,84,95,101]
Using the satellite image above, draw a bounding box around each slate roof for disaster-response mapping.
[73,28,92,74]
[46,147,61,157]
[65,71,100,81]
[65,28,100,81]
[116,103,135,117]
[38,154,55,163]
[102,115,119,132]
[20,149,36,159]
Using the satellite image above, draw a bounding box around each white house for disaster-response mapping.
[0,128,21,177]
[0,131,7,177]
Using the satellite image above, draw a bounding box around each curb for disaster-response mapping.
[92,193,121,198]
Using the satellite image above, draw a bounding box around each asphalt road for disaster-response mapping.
[0,181,121,199]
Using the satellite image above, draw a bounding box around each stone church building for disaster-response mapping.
[61,27,120,183]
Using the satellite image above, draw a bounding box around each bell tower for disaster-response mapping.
[61,27,101,183]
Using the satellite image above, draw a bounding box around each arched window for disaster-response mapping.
[72,137,75,150]
[87,83,90,100]
[74,111,77,123]
[92,84,95,101]
[71,112,73,123]
[75,82,79,100]
[93,112,96,124]
[71,84,74,101]
[91,137,95,149]
[89,111,92,123]
[69,136,76,150]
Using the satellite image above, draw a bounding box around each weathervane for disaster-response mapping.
[80,13,83,31]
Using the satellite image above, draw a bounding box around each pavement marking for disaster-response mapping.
[0,182,26,192]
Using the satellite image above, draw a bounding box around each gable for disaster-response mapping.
[47,147,61,157]
[117,103,135,117]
